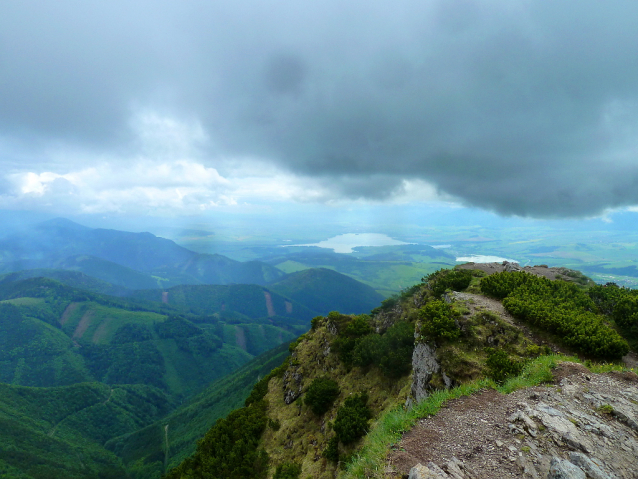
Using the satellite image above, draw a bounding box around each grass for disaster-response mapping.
[339,354,629,479]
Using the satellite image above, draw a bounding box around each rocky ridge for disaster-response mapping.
[391,363,638,479]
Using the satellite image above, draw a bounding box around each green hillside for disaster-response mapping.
[165,267,637,479]
[53,255,161,290]
[106,342,291,478]
[0,277,297,399]
[0,275,305,477]
[270,267,385,315]
[128,283,317,330]
[262,246,455,295]
[0,382,172,479]
[0,268,130,296]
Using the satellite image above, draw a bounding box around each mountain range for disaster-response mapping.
[0,218,387,478]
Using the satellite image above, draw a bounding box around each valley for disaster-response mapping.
[0,217,636,479]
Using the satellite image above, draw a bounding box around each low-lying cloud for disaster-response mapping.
[1,0,638,218]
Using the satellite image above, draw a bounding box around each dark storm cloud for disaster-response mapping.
[2,0,638,217]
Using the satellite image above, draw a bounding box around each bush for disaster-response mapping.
[310,316,323,330]
[419,300,460,341]
[485,348,523,384]
[377,322,415,378]
[333,393,372,445]
[424,269,473,297]
[351,322,415,378]
[323,436,339,462]
[166,401,269,479]
[273,462,302,479]
[332,315,373,367]
[480,272,629,360]
[304,377,340,416]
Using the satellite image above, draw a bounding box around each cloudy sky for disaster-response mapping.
[1,0,638,222]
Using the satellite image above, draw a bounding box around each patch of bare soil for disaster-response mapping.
[72,311,94,340]
[59,302,79,326]
[387,366,638,479]
[92,317,113,343]
[456,262,589,284]
[235,325,247,351]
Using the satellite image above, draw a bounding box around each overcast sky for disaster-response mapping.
[1,0,638,221]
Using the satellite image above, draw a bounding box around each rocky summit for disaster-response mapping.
[396,363,638,479]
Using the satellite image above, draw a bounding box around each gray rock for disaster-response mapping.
[509,410,538,437]
[610,404,638,432]
[548,457,586,479]
[516,454,540,479]
[531,407,592,453]
[282,368,303,404]
[568,452,615,479]
[408,463,449,479]
[408,342,442,405]
[427,462,450,477]
[503,261,522,272]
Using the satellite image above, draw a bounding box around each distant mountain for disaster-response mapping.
[0,277,297,396]
[0,217,285,287]
[269,267,385,315]
[53,254,162,289]
[259,246,455,294]
[151,253,286,287]
[128,283,318,328]
[0,268,130,296]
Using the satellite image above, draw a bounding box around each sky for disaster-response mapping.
[2,0,638,228]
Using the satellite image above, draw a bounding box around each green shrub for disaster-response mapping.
[376,322,415,378]
[273,462,302,479]
[323,436,339,462]
[333,393,372,445]
[480,272,629,360]
[485,348,523,384]
[332,315,373,367]
[304,377,340,415]
[268,418,281,431]
[419,300,460,341]
[350,322,415,378]
[288,334,306,353]
[310,316,323,330]
[166,401,269,479]
[424,269,473,297]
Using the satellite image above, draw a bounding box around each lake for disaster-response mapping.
[456,255,519,263]
[285,233,412,254]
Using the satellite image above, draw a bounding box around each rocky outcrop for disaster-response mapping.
[405,341,452,409]
[395,365,638,479]
[282,363,303,404]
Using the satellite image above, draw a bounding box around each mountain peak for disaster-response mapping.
[36,217,91,231]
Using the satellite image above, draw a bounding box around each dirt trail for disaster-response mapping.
[388,364,638,478]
